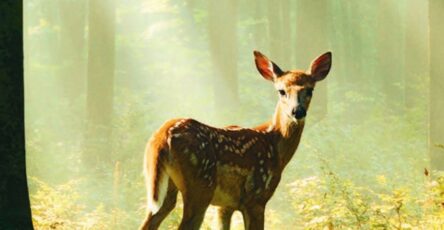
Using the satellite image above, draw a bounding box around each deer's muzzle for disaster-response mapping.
[293,107,306,119]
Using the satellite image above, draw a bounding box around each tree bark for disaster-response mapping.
[429,0,444,170]
[0,0,34,228]
[84,0,116,170]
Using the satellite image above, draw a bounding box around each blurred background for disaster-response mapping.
[24,0,444,229]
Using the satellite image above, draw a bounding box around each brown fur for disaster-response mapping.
[140,98,305,230]
[140,51,331,230]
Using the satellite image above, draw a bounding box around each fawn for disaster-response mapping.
[140,50,332,230]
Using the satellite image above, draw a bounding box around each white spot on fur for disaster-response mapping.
[265,171,273,189]
[167,136,172,146]
[190,153,198,165]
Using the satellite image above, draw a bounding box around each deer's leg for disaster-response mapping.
[241,205,265,230]
[178,192,212,230]
[216,207,234,230]
[139,180,178,230]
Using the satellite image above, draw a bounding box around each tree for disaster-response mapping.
[57,0,87,99]
[0,0,34,228]
[377,0,405,113]
[330,0,350,85]
[294,0,331,122]
[208,0,239,122]
[84,0,116,170]
[345,1,364,87]
[404,0,428,108]
[429,0,444,170]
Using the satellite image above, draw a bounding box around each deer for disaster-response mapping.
[139,50,332,230]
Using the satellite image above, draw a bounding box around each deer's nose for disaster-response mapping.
[292,107,306,119]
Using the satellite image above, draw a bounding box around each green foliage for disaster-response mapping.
[30,177,130,229]
[285,170,444,229]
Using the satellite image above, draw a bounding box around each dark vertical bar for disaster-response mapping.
[0,0,34,228]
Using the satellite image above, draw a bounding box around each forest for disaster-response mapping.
[23,0,444,229]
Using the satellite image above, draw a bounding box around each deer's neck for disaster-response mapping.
[267,103,305,168]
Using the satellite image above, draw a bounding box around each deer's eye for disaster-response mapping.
[278,90,286,96]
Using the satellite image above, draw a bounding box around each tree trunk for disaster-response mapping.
[84,0,116,170]
[0,0,34,228]
[294,0,331,122]
[348,1,364,87]
[331,0,350,85]
[429,0,444,170]
[208,0,239,123]
[405,0,429,108]
[377,0,405,113]
[57,0,87,99]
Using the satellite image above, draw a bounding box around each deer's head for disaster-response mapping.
[254,51,332,123]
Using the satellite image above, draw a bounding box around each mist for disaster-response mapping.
[24,0,444,229]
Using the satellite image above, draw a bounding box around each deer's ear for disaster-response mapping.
[309,52,332,81]
[254,50,284,81]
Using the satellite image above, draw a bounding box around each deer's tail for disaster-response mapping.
[144,143,169,214]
